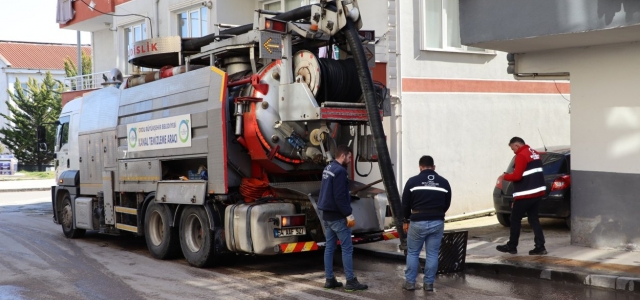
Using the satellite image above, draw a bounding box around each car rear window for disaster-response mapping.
[541,154,568,175]
[506,153,568,175]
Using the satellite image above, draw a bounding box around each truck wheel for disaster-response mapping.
[497,213,511,227]
[179,206,215,268]
[60,194,85,238]
[144,201,180,259]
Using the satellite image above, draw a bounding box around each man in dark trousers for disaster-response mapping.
[317,145,368,291]
[401,155,451,292]
[496,137,548,255]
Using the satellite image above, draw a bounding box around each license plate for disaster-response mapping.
[276,227,306,237]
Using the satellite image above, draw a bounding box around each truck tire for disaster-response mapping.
[60,193,85,238]
[497,213,511,227]
[179,206,215,267]
[144,201,180,259]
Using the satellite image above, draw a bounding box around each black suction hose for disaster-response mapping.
[342,19,407,249]
[182,5,315,51]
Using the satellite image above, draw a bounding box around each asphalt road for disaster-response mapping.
[0,191,637,300]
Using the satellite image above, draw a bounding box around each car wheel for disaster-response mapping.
[565,216,571,229]
[497,213,511,227]
[179,206,215,268]
[60,193,86,238]
[144,201,180,259]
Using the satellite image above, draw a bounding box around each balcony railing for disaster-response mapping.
[63,71,111,92]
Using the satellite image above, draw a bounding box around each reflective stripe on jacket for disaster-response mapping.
[401,169,452,222]
[504,145,546,200]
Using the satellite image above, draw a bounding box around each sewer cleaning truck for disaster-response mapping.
[49,0,405,267]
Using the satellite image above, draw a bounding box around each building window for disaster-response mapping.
[124,22,148,74]
[262,0,317,12]
[419,0,491,53]
[178,7,208,38]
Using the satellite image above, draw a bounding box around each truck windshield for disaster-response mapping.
[56,116,70,151]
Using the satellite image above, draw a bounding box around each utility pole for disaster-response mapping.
[77,31,83,89]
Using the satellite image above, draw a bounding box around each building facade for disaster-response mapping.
[0,41,91,154]
[58,0,570,217]
[460,0,640,250]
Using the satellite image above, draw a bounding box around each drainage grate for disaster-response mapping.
[437,230,468,274]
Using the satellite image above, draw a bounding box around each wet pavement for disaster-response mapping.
[357,215,640,292]
[2,191,640,299]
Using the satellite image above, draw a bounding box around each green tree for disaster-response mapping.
[64,51,92,90]
[0,72,62,170]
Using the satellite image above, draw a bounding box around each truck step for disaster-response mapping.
[115,223,138,233]
[114,206,137,215]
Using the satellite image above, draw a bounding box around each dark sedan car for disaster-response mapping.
[493,146,571,228]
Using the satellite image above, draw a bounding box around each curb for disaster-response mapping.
[355,246,640,293]
[0,187,51,193]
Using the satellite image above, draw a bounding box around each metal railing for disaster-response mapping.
[62,71,111,92]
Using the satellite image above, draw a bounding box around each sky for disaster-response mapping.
[0,0,92,44]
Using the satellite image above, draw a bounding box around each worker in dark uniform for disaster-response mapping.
[497,137,547,255]
[317,145,368,291]
[401,155,452,292]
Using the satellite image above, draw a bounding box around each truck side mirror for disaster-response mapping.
[37,125,46,143]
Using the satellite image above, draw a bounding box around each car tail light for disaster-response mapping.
[496,174,504,190]
[264,18,287,33]
[280,215,306,228]
[551,175,571,191]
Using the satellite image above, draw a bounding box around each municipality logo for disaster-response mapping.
[179,120,190,143]
[128,128,137,148]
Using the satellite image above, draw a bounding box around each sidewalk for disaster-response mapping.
[356,216,640,293]
[0,179,55,192]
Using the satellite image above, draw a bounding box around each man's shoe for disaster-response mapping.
[324,277,343,289]
[496,244,517,254]
[529,247,548,255]
[402,282,415,291]
[423,283,434,292]
[345,277,368,291]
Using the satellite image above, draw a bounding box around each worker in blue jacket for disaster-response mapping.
[317,145,368,291]
[401,155,452,292]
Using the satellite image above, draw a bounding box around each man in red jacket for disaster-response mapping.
[496,137,548,255]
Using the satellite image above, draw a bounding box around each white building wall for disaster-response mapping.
[103,0,256,73]
[401,93,570,214]
[92,29,117,74]
[396,0,571,215]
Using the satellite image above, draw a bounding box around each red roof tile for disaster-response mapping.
[0,41,91,70]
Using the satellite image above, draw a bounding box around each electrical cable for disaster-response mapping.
[373,80,388,108]
[78,0,153,38]
[553,80,571,114]
[553,80,570,102]
[354,153,373,177]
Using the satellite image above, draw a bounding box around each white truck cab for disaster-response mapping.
[54,98,82,182]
